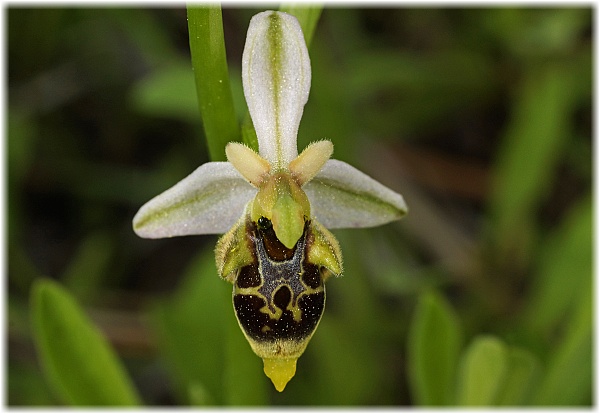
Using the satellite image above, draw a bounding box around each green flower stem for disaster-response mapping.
[241,4,323,152]
[187,5,239,161]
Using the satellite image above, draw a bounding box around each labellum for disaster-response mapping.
[233,219,326,366]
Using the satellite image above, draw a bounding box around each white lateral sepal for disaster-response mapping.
[304,159,408,229]
[133,162,256,238]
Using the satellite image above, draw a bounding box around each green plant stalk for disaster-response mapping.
[241,4,323,152]
[187,5,239,161]
[532,284,592,405]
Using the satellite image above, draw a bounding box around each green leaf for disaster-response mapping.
[296,241,389,405]
[8,108,37,245]
[523,196,592,336]
[480,8,591,58]
[456,336,508,406]
[62,230,114,302]
[30,279,140,406]
[8,108,37,188]
[495,347,541,406]
[152,246,268,406]
[187,381,213,406]
[407,291,462,406]
[487,61,588,264]
[8,359,56,406]
[532,285,592,405]
[129,62,200,122]
[103,9,181,68]
[223,312,269,405]
[241,108,259,152]
[343,49,494,138]
[307,317,383,405]
[151,247,230,405]
[187,5,239,161]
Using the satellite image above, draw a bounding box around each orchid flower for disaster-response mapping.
[133,10,407,392]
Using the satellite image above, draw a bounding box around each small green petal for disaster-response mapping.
[251,173,310,249]
[226,142,270,187]
[272,190,306,249]
[308,218,343,278]
[215,207,254,283]
[289,140,333,186]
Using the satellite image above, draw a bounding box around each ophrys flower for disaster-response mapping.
[133,10,407,392]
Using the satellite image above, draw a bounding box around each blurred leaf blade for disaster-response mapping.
[129,61,200,123]
[30,279,141,406]
[344,49,495,137]
[187,5,239,161]
[455,336,508,406]
[495,347,541,406]
[106,8,181,67]
[8,359,57,406]
[241,111,259,152]
[62,231,114,302]
[488,60,589,262]
[308,317,383,405]
[532,285,592,406]
[523,196,592,336]
[152,246,269,406]
[407,290,462,406]
[223,312,269,405]
[300,232,393,405]
[150,248,230,405]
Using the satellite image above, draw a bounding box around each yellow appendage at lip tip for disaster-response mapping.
[263,358,297,392]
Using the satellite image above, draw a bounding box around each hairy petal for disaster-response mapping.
[133,162,256,238]
[226,142,270,187]
[242,11,311,168]
[308,218,343,278]
[289,140,333,186]
[304,159,408,229]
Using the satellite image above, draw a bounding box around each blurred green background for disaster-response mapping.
[7,6,592,406]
